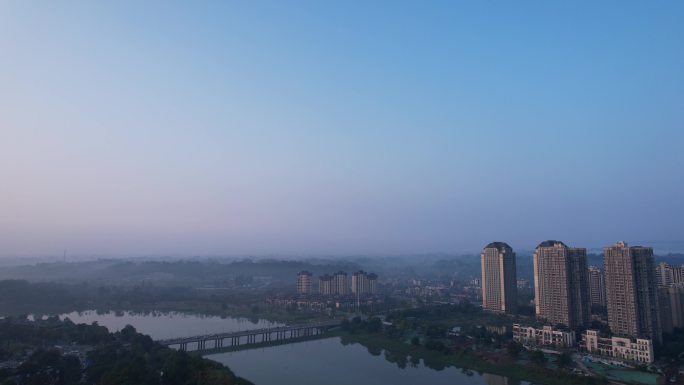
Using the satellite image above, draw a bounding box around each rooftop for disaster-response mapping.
[537,240,567,248]
[484,241,512,251]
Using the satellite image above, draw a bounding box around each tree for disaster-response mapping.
[530,350,547,366]
[366,317,382,333]
[506,341,522,358]
[556,352,572,369]
[425,340,445,352]
[411,336,420,346]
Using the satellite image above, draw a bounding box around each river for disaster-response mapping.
[60,310,525,385]
[54,310,281,340]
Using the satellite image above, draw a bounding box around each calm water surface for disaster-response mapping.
[208,337,526,385]
[55,310,282,340]
[50,311,524,385]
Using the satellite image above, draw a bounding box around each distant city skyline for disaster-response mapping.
[1,2,683,258]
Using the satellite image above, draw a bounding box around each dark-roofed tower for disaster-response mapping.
[481,242,517,313]
[533,240,590,328]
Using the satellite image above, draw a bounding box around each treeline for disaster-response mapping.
[0,317,252,385]
[336,310,608,385]
[0,259,362,288]
[0,280,264,316]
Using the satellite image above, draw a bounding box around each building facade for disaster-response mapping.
[319,274,333,295]
[656,262,684,287]
[533,240,590,328]
[512,324,576,349]
[669,284,684,328]
[604,241,661,342]
[367,273,378,294]
[351,271,379,295]
[480,242,517,313]
[582,330,654,364]
[588,266,606,307]
[656,262,673,287]
[333,271,348,295]
[660,284,684,330]
[658,287,674,334]
[297,270,312,295]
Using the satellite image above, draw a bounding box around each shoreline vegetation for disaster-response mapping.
[0,279,325,324]
[1,279,670,385]
[331,330,608,385]
[0,317,253,385]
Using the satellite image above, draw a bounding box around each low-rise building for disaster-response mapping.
[582,330,654,364]
[512,324,576,349]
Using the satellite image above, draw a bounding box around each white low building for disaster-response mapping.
[582,330,654,364]
[512,324,575,349]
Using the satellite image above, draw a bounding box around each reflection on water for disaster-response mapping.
[208,337,527,385]
[46,310,282,340]
[35,310,524,385]
[483,373,521,385]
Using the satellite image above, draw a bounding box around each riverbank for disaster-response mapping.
[334,330,608,385]
[20,302,330,326]
[0,280,329,325]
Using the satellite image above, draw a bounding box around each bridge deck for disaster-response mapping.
[158,320,341,345]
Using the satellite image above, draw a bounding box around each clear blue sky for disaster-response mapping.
[1,1,683,257]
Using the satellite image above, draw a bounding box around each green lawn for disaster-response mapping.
[584,361,657,385]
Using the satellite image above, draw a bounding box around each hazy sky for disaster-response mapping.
[1,1,683,258]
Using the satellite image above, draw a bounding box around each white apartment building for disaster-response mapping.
[582,330,654,364]
[512,324,576,349]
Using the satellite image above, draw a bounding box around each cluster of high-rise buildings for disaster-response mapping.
[297,270,378,296]
[483,240,680,363]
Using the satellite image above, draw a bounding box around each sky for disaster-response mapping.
[1,1,683,258]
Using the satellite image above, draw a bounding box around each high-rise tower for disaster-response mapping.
[588,266,606,307]
[297,270,312,295]
[481,242,517,313]
[333,271,348,295]
[604,241,661,342]
[533,240,590,328]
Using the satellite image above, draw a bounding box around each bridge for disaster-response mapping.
[158,320,342,352]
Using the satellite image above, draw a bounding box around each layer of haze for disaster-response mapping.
[1,1,683,258]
